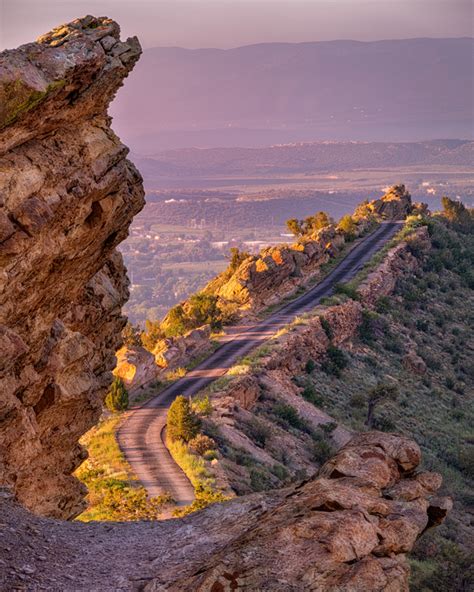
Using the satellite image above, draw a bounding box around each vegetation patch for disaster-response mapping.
[75,415,172,521]
[166,396,229,516]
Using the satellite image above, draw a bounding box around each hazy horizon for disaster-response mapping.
[1,0,473,51]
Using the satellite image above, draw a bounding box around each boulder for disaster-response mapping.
[114,345,159,390]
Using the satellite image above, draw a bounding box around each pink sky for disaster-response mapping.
[1,0,472,51]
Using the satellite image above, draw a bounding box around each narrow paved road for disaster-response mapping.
[117,221,401,506]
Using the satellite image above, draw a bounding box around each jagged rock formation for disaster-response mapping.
[0,432,450,591]
[0,17,144,518]
[153,325,212,370]
[114,344,159,390]
[204,185,417,312]
[362,184,416,220]
[115,325,212,393]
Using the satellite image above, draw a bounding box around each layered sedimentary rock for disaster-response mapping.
[0,17,144,518]
[0,432,450,591]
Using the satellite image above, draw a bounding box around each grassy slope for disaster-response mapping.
[75,416,172,521]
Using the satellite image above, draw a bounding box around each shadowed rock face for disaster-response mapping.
[0,432,450,591]
[0,16,144,518]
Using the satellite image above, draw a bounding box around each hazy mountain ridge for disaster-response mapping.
[134,139,473,177]
[112,38,474,150]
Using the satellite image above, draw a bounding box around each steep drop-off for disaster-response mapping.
[0,16,144,518]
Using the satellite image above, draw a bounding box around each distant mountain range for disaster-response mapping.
[132,139,473,179]
[111,38,474,151]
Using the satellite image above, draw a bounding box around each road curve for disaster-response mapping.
[117,221,402,506]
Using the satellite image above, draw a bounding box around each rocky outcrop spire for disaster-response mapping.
[0,16,144,518]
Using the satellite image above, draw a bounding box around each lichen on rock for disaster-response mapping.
[0,16,144,518]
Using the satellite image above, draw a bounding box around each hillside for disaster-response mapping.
[184,206,473,590]
[111,38,474,150]
[135,139,474,177]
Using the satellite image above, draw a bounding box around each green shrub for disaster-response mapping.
[358,310,377,344]
[187,292,221,330]
[188,434,216,456]
[270,464,289,481]
[445,376,455,390]
[105,377,129,412]
[375,296,391,313]
[140,320,164,351]
[98,486,172,521]
[249,467,273,491]
[163,304,189,337]
[203,449,218,461]
[321,421,337,434]
[320,317,333,340]
[416,319,429,332]
[173,485,228,517]
[305,359,316,373]
[350,393,366,408]
[365,383,398,428]
[383,335,403,354]
[191,394,213,416]
[321,345,348,377]
[334,282,360,301]
[273,403,309,432]
[338,214,357,239]
[312,439,334,464]
[243,417,270,447]
[229,247,251,271]
[372,415,396,432]
[301,384,324,406]
[167,395,201,442]
[361,354,378,369]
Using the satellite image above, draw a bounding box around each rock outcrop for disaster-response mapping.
[115,325,213,393]
[153,324,212,370]
[0,17,144,518]
[114,344,159,390]
[0,432,450,591]
[204,185,417,313]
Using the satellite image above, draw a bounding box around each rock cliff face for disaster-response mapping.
[0,17,144,518]
[0,432,450,591]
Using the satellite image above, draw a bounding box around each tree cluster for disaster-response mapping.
[286,211,333,237]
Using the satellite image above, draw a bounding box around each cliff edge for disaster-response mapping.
[0,16,144,518]
[0,432,451,591]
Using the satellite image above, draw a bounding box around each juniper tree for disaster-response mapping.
[105,377,129,412]
[167,395,201,442]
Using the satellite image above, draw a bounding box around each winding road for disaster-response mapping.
[117,221,402,506]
